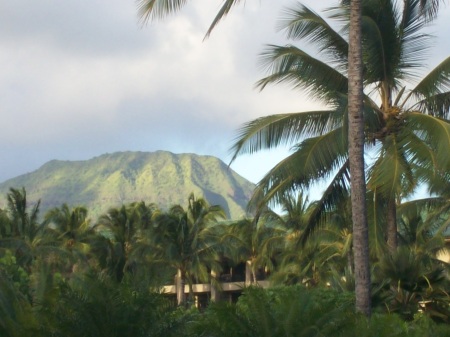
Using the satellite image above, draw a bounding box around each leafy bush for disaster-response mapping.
[190,285,354,337]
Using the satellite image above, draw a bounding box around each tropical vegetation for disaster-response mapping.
[0,182,449,335]
[0,0,449,334]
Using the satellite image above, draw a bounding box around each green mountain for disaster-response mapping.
[0,151,255,220]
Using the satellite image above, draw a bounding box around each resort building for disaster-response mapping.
[161,261,270,308]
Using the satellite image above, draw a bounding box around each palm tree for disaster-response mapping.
[423,171,450,230]
[233,0,450,240]
[346,0,447,315]
[224,216,287,284]
[44,204,92,250]
[150,193,226,305]
[5,188,41,242]
[397,198,448,257]
[269,194,353,287]
[347,0,371,315]
[0,188,53,272]
[94,204,143,282]
[230,0,450,312]
[44,204,99,276]
[109,201,163,286]
[270,192,312,232]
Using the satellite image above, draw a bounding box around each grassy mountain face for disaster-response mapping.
[0,151,255,220]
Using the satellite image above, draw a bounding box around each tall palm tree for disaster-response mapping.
[347,0,371,315]
[230,0,449,312]
[151,193,226,305]
[346,0,446,314]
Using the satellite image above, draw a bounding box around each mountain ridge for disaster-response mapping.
[0,151,255,220]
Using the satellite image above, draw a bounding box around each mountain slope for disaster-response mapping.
[0,151,255,220]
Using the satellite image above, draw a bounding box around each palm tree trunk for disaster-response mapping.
[245,260,252,286]
[347,248,354,275]
[176,269,186,306]
[386,198,397,253]
[188,281,194,306]
[348,0,371,316]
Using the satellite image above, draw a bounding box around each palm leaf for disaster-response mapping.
[367,134,415,198]
[361,0,402,85]
[204,0,243,38]
[413,92,450,119]
[277,3,348,70]
[417,0,446,21]
[229,110,343,162]
[399,0,432,71]
[248,126,348,210]
[298,161,350,245]
[405,112,450,170]
[392,127,438,189]
[137,0,188,22]
[398,197,447,215]
[256,45,348,103]
[411,56,450,101]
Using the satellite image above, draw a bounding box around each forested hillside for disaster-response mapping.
[0,151,255,219]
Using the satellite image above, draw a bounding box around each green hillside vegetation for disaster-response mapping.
[0,151,255,220]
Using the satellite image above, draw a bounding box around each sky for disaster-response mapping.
[1,0,450,199]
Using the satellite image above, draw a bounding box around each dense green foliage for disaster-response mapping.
[0,186,448,336]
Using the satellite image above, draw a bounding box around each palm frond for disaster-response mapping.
[406,112,450,170]
[411,56,450,100]
[417,0,446,21]
[298,161,350,245]
[361,0,402,85]
[277,3,348,69]
[398,197,447,214]
[229,110,343,163]
[412,92,450,119]
[204,0,243,38]
[247,126,348,210]
[399,0,432,72]
[137,0,188,23]
[396,127,436,176]
[257,45,348,103]
[368,134,415,198]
